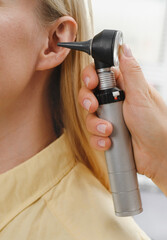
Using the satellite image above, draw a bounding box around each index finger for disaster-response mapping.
[82,63,99,90]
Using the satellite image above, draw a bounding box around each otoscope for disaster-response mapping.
[58,30,143,217]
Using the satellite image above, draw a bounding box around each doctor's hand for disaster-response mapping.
[78,44,167,195]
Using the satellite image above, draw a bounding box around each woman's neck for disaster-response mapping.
[0,72,56,174]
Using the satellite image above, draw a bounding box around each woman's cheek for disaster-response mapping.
[0,31,39,106]
[0,14,40,82]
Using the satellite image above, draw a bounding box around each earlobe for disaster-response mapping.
[36,16,78,71]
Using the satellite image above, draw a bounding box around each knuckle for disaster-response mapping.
[128,59,142,73]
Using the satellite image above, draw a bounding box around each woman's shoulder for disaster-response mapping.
[42,162,150,240]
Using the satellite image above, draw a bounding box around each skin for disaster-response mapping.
[0,0,77,174]
[79,44,167,195]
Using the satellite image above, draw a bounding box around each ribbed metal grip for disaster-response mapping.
[97,68,116,90]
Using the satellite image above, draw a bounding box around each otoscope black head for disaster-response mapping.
[57,30,123,70]
[92,30,117,68]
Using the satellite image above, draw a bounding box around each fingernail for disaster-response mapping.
[98,139,106,147]
[122,44,133,57]
[83,99,91,111]
[97,124,107,134]
[84,76,90,87]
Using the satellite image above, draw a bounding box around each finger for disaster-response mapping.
[119,44,149,95]
[78,86,99,113]
[82,63,99,90]
[111,67,124,90]
[89,135,112,151]
[86,113,113,137]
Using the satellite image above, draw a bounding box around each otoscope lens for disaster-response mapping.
[114,31,123,67]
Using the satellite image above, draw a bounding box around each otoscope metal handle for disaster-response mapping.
[96,69,143,217]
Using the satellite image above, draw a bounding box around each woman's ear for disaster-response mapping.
[36,16,78,71]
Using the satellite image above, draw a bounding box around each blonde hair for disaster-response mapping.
[36,0,109,189]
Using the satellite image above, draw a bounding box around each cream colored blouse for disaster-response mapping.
[0,133,150,239]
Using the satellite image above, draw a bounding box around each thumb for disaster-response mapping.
[119,44,148,96]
